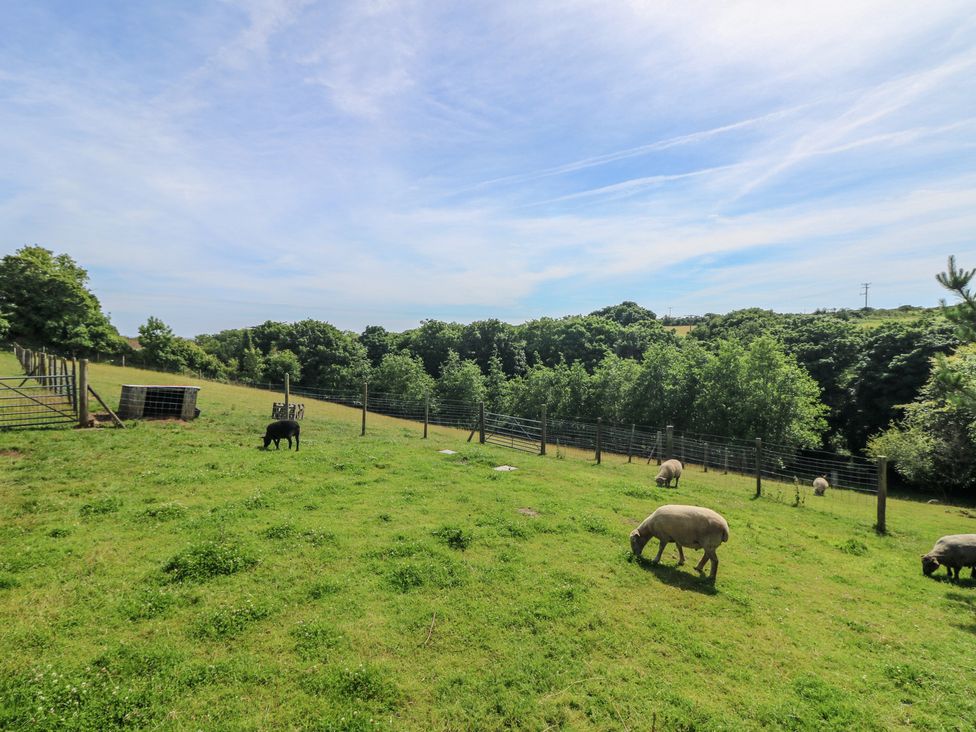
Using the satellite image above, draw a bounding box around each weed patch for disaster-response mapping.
[192,597,270,640]
[303,663,400,709]
[139,503,187,522]
[162,539,257,582]
[838,539,869,556]
[432,525,472,551]
[79,497,121,517]
[291,620,342,659]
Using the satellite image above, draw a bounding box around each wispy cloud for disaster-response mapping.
[0,1,974,335]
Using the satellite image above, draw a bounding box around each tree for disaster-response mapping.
[436,351,485,405]
[137,316,185,371]
[933,256,976,409]
[263,350,302,385]
[589,301,656,325]
[586,354,641,423]
[625,340,705,430]
[484,353,509,412]
[692,337,827,447]
[504,360,591,419]
[398,320,464,376]
[360,325,395,367]
[278,320,370,391]
[0,245,124,354]
[369,351,435,402]
[869,344,976,497]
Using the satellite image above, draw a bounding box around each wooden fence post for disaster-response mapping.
[540,405,547,455]
[755,438,763,498]
[665,425,673,462]
[703,442,709,473]
[627,423,635,463]
[724,447,729,474]
[595,418,602,464]
[78,358,89,427]
[479,402,485,444]
[876,456,888,534]
[655,430,662,465]
[284,373,290,418]
[423,393,429,439]
[361,380,368,436]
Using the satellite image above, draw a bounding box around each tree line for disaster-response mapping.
[2,245,973,495]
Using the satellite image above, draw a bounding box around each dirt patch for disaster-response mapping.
[0,449,24,459]
[517,508,539,517]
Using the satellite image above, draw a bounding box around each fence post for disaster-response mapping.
[724,447,729,474]
[627,423,635,463]
[284,373,290,418]
[361,380,368,436]
[755,438,763,498]
[479,402,485,444]
[424,393,430,439]
[679,434,685,464]
[595,418,602,464]
[665,425,673,461]
[540,405,547,455]
[655,430,662,465]
[78,358,89,427]
[122,354,125,368]
[876,456,888,534]
[703,442,709,473]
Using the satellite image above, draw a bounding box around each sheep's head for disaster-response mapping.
[655,476,666,487]
[921,554,940,576]
[630,530,647,556]
[262,433,273,449]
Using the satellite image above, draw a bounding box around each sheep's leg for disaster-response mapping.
[652,540,667,564]
[274,438,280,450]
[694,553,708,573]
[674,476,680,488]
[703,550,719,580]
[676,544,685,565]
[295,433,300,452]
[286,436,293,450]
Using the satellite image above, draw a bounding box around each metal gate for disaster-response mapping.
[484,411,541,453]
[0,372,77,428]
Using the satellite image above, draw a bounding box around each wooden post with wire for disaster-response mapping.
[665,425,673,462]
[361,380,368,436]
[755,438,763,498]
[876,456,888,534]
[540,405,547,455]
[478,402,485,444]
[423,393,429,439]
[595,418,602,464]
[627,423,635,463]
[78,358,89,427]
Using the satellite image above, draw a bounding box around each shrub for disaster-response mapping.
[432,526,472,551]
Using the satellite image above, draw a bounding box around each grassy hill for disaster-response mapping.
[1,352,975,730]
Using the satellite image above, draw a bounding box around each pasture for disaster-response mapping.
[1,353,974,730]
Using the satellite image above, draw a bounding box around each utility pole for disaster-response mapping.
[861,282,871,309]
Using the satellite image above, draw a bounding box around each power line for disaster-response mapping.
[860,282,871,309]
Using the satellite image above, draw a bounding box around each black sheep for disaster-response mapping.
[263,420,300,451]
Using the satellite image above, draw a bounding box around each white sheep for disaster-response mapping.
[921,534,976,581]
[630,504,730,580]
[655,459,683,488]
[812,475,829,496]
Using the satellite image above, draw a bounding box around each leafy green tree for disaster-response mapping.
[398,320,464,376]
[625,340,705,429]
[360,325,396,367]
[689,308,786,343]
[277,319,370,391]
[504,360,591,419]
[842,318,957,451]
[933,256,976,409]
[459,319,526,376]
[614,320,677,360]
[137,316,185,371]
[589,301,656,325]
[436,351,486,405]
[239,346,265,383]
[370,351,435,402]
[692,337,827,447]
[586,354,641,423]
[0,246,124,354]
[869,344,976,497]
[263,350,302,385]
[484,353,510,412]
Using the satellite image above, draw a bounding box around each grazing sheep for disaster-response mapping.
[630,504,729,580]
[921,534,976,580]
[812,475,829,496]
[263,420,300,451]
[655,459,683,488]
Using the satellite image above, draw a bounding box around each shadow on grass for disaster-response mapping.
[944,590,976,635]
[632,555,719,596]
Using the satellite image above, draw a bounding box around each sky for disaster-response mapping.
[2,1,975,337]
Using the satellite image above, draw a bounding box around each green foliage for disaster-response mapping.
[933,256,976,410]
[436,350,485,405]
[692,336,827,447]
[431,525,472,551]
[370,351,435,401]
[192,598,270,640]
[869,344,976,496]
[162,539,258,582]
[0,245,124,355]
[589,300,657,325]
[397,319,464,376]
[136,316,227,379]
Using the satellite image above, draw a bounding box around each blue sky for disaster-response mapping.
[2,1,975,336]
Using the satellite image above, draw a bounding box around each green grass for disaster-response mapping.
[2,352,976,730]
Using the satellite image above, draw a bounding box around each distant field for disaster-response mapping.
[1,352,975,730]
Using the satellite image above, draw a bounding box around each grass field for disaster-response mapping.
[2,352,975,730]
